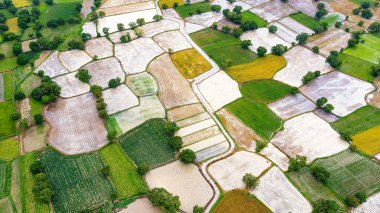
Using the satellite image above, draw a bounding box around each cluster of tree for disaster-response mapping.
[31,71,61,104]
[339,131,352,142]
[211,5,221,12]
[296,33,309,45]
[271,44,287,56]
[346,191,367,207]
[0,0,17,16]
[310,165,330,183]
[222,7,243,24]
[312,199,340,213]
[179,149,196,163]
[30,161,54,203]
[242,173,259,189]
[268,25,277,33]
[90,85,108,119]
[288,155,307,172]
[214,23,244,38]
[29,36,63,52]
[315,3,328,19]
[75,69,92,83]
[302,70,320,84]
[353,2,373,19]
[371,64,380,77]
[148,187,181,213]
[368,22,380,33]
[316,97,334,113]
[68,39,85,50]
[326,50,341,68]
[164,121,184,152]
[347,31,363,48]
[241,40,251,49]
[120,32,132,43]
[46,18,65,28]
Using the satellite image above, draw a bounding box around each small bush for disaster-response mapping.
[75,69,91,83]
[355,191,367,203]
[211,5,221,12]
[241,40,252,49]
[34,114,44,125]
[108,77,121,88]
[312,199,339,213]
[179,149,196,164]
[14,91,26,101]
[11,113,21,120]
[346,195,360,207]
[30,160,44,175]
[164,121,179,137]
[255,141,267,152]
[242,173,258,189]
[268,25,277,33]
[193,205,204,213]
[257,46,267,57]
[312,46,319,53]
[271,44,287,56]
[169,136,183,151]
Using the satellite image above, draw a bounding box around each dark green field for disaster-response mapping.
[190,28,241,52]
[175,2,211,18]
[0,160,11,198]
[240,80,293,104]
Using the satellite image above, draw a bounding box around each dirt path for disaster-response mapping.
[367,77,380,108]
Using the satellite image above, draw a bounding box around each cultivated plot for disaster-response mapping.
[181,134,226,154]
[300,71,375,116]
[175,118,216,137]
[115,38,164,75]
[198,71,242,111]
[277,17,314,35]
[125,72,158,97]
[153,30,192,52]
[367,77,380,108]
[22,124,48,153]
[176,112,211,128]
[195,141,229,162]
[0,138,19,160]
[185,22,206,34]
[353,192,380,213]
[35,51,69,77]
[267,22,299,44]
[121,198,161,213]
[34,50,53,68]
[240,28,290,52]
[59,50,92,72]
[99,1,155,16]
[182,126,221,146]
[167,103,205,122]
[242,0,270,7]
[270,113,348,163]
[208,151,271,191]
[259,143,289,171]
[145,160,213,213]
[147,54,199,109]
[240,80,293,104]
[53,72,90,98]
[103,85,139,115]
[251,167,312,213]
[268,93,315,120]
[139,19,180,37]
[314,109,340,123]
[343,34,380,64]
[0,160,11,198]
[185,12,224,27]
[288,0,321,17]
[250,0,297,22]
[274,46,333,87]
[45,93,108,155]
[84,57,126,88]
[307,28,351,56]
[352,125,380,156]
[85,37,113,59]
[170,48,212,79]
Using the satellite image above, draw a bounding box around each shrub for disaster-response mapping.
[355,191,367,203]
[360,2,370,9]
[242,173,258,189]
[117,23,125,31]
[353,8,361,15]
[302,71,320,84]
[240,21,257,31]
[100,166,110,176]
[45,0,53,5]
[346,195,360,207]
[368,22,380,33]
[31,78,61,104]
[32,173,53,203]
[149,188,180,213]
[326,53,341,68]
[372,65,380,77]
[196,9,202,14]
[232,28,243,38]
[0,53,4,60]
[296,33,309,45]
[222,25,231,33]
[14,91,26,101]
[162,4,168,9]
[169,136,183,151]
[30,160,44,175]
[136,18,145,26]
[257,46,267,57]
[173,2,178,8]
[335,21,342,28]
[358,21,364,27]
[241,40,251,49]
[312,46,319,53]
[349,144,358,152]
[17,54,30,65]
[137,164,149,175]
[179,149,196,164]
[291,87,299,94]
[212,22,218,29]
[164,121,179,137]
[323,103,334,113]
[361,9,373,18]
[90,85,102,98]
[268,25,277,33]
[153,14,163,21]
[211,5,221,12]
[12,42,22,56]
[193,205,204,213]
[339,131,352,142]
[233,5,242,14]
[312,199,339,213]
[106,130,116,143]
[316,97,328,108]
[108,77,121,88]
[19,118,29,130]
[34,114,44,125]
[75,69,91,83]
[288,155,307,172]
[311,166,330,183]
[271,44,287,56]
[68,39,85,50]
[255,140,267,152]
[11,113,21,120]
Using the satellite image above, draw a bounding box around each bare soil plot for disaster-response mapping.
[300,71,375,117]
[125,72,158,96]
[353,192,380,213]
[288,0,323,18]
[45,93,108,155]
[34,50,53,67]
[274,46,333,87]
[182,125,221,146]
[182,134,226,152]
[53,72,90,98]
[147,54,199,109]
[139,19,180,37]
[103,85,139,115]
[82,22,97,38]
[84,57,126,88]
[277,17,315,35]
[314,109,340,123]
[341,20,365,32]
[145,160,214,213]
[184,22,206,34]
[97,9,157,34]
[22,124,48,153]
[240,28,290,53]
[267,22,299,44]
[21,39,36,53]
[112,95,166,133]
[251,167,312,213]
[185,11,224,27]
[208,151,271,191]
[167,103,205,122]
[85,37,113,59]
[115,38,164,75]
[162,8,183,20]
[176,112,210,128]
[242,0,270,7]
[367,77,380,108]
[306,28,351,56]
[59,50,92,72]
[98,1,155,16]
[217,108,260,151]
[198,71,242,111]
[109,29,137,43]
[175,118,216,137]
[80,0,93,18]
[153,31,192,52]
[250,0,297,23]
[195,141,229,162]
[119,198,161,213]
[268,94,316,120]
[35,51,69,77]
[271,113,349,163]
[260,143,289,171]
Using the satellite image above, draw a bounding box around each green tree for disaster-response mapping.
[108,77,121,88]
[257,46,267,57]
[75,69,92,83]
[312,199,339,213]
[271,44,287,56]
[100,166,110,176]
[180,149,196,164]
[107,130,116,143]
[211,5,221,12]
[149,188,181,213]
[193,205,204,213]
[137,164,149,175]
[296,33,309,45]
[12,42,22,56]
[242,173,258,189]
[311,166,330,183]
[361,9,373,18]
[288,155,307,172]
[30,160,44,175]
[323,103,334,113]
[164,121,179,137]
[255,140,267,152]
[19,118,29,130]
[240,21,257,31]
[268,25,277,33]
[169,136,183,151]
[368,22,380,33]
[136,18,145,26]
[241,40,252,49]
[14,91,26,101]
[346,195,360,207]
[34,114,44,125]
[339,131,352,142]
[316,97,328,108]
[90,85,103,98]
[355,191,367,203]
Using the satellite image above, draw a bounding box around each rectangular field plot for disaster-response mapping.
[0,160,10,198]
[250,0,296,23]
[40,149,114,212]
[338,53,375,82]
[99,144,147,199]
[352,125,380,156]
[119,119,176,167]
[313,150,380,197]
[268,94,316,120]
[0,101,16,140]
[0,72,14,102]
[287,168,347,211]
[307,28,351,56]
[240,80,293,104]
[343,34,380,64]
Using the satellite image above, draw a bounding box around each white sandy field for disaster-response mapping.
[353,192,380,213]
[181,134,226,153]
[145,161,214,213]
[240,28,291,53]
[115,38,164,75]
[139,19,180,37]
[175,118,215,137]
[153,31,192,52]
[242,0,270,7]
[270,112,349,163]
[268,22,299,44]
[35,51,69,77]
[99,1,155,17]
[208,151,271,191]
[278,17,315,35]
[59,50,92,72]
[182,126,221,146]
[176,112,210,128]
[268,93,316,120]
[85,37,114,59]
[260,143,290,171]
[109,29,137,43]
[250,0,297,22]
[313,109,340,123]
[82,22,97,38]
[167,103,205,122]
[251,167,312,213]
[53,72,90,98]
[300,71,375,116]
[184,22,206,34]
[125,72,158,97]
[274,46,333,87]
[103,85,139,115]
[288,0,320,17]
[195,141,229,162]
[185,12,224,27]
[198,71,242,111]
[120,198,161,213]
[84,57,126,88]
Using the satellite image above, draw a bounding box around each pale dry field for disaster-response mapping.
[250,0,297,22]
[195,141,229,162]
[367,77,380,108]
[288,0,322,17]
[353,192,380,213]
[182,125,221,146]
[270,112,349,163]
[240,28,290,53]
[139,19,180,37]
[120,198,162,213]
[21,39,36,52]
[22,124,48,153]
[313,109,340,123]
[274,46,333,87]
[208,151,271,191]
[153,31,192,52]
[176,112,210,128]
[45,93,108,155]
[217,108,260,151]
[109,29,137,43]
[59,50,92,72]
[113,95,166,133]
[175,118,216,137]
[242,0,270,7]
[300,71,375,116]
[85,37,113,59]
[145,161,214,213]
[184,22,206,34]
[181,134,226,152]
[268,22,299,44]
[185,12,224,27]
[147,54,199,109]
[103,85,139,115]
[84,57,126,88]
[251,167,312,213]
[35,51,69,77]
[115,38,164,75]
[125,72,158,97]
[198,71,242,111]
[278,17,314,35]
[34,50,53,68]
[53,72,90,98]
[268,93,316,120]
[260,143,289,171]
[216,19,240,31]
[101,0,150,8]
[307,28,351,56]
[99,1,155,16]
[82,22,97,38]
[167,103,205,122]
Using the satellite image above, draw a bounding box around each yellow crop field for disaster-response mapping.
[352,125,380,155]
[12,0,31,8]
[5,17,19,33]
[226,54,286,83]
[158,0,184,8]
[171,48,212,79]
